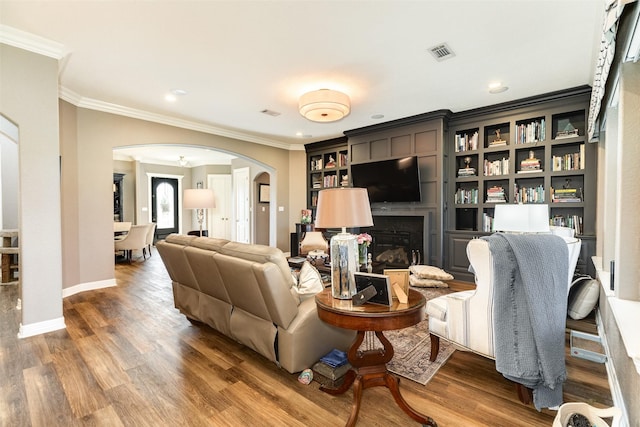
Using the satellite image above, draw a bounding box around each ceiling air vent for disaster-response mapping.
[428,43,455,62]
[260,109,281,117]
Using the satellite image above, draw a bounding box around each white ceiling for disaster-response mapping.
[1,1,604,159]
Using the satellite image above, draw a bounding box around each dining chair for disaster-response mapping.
[143,223,157,259]
[114,224,149,262]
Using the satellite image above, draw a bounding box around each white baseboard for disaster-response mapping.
[597,310,629,427]
[18,316,66,339]
[62,278,117,298]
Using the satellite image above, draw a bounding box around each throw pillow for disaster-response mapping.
[294,261,324,299]
[568,277,600,320]
[409,275,448,288]
[409,265,454,281]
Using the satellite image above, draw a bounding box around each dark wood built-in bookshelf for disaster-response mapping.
[445,87,596,281]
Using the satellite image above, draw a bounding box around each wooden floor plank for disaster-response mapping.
[23,363,77,427]
[75,334,131,391]
[50,347,110,418]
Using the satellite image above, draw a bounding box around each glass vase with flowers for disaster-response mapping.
[357,233,372,267]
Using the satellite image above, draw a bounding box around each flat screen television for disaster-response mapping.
[351,156,421,203]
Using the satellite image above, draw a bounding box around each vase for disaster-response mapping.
[358,244,368,267]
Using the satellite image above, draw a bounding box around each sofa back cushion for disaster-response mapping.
[157,234,199,291]
[218,241,296,289]
[215,252,298,328]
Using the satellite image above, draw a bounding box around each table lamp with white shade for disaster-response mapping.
[183,188,216,237]
[493,203,550,233]
[314,187,373,299]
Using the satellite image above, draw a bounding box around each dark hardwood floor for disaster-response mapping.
[1,248,612,426]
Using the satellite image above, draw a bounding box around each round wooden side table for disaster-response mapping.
[315,288,437,427]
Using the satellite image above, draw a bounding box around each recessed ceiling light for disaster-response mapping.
[488,82,508,94]
[171,89,188,96]
[371,114,384,120]
[165,93,177,102]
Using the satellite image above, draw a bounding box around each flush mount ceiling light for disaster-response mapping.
[299,89,350,122]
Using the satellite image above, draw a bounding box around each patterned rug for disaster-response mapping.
[385,286,455,385]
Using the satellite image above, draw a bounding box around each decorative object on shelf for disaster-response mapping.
[357,232,372,266]
[367,253,373,273]
[300,209,312,224]
[183,188,216,237]
[490,129,507,146]
[458,156,477,177]
[299,89,350,122]
[314,187,373,299]
[493,204,550,233]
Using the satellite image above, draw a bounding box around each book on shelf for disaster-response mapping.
[516,119,545,144]
[489,140,507,147]
[455,131,478,152]
[454,187,478,204]
[458,167,477,177]
[483,158,509,176]
[514,183,545,204]
[485,185,507,203]
[482,213,494,232]
[520,153,541,172]
[310,158,323,170]
[338,152,348,167]
[552,145,584,171]
[550,187,583,202]
[551,214,583,235]
[555,128,579,139]
[517,169,543,174]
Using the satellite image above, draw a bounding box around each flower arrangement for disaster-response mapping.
[357,233,372,247]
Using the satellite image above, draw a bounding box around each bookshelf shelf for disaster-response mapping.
[445,87,596,280]
[304,137,349,215]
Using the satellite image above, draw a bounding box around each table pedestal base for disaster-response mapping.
[320,331,437,427]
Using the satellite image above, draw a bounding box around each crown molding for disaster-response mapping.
[1,24,302,151]
[58,87,302,151]
[0,24,67,59]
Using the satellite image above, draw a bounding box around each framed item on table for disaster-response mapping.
[353,272,393,306]
[384,269,410,300]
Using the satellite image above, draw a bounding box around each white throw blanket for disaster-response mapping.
[484,233,569,410]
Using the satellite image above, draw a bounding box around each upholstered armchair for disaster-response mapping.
[426,234,581,405]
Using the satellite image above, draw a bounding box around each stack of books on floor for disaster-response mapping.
[485,186,507,203]
[312,349,351,388]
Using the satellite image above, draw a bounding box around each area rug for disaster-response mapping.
[385,287,455,385]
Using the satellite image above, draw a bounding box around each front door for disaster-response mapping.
[151,177,179,241]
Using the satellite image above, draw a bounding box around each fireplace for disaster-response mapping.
[367,216,423,268]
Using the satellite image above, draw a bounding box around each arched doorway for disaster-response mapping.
[112,144,275,245]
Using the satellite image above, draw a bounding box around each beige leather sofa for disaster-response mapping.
[156,234,354,373]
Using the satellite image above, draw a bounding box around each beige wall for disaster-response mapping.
[0,43,63,330]
[60,104,302,290]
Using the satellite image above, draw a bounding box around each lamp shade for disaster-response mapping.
[299,89,350,122]
[314,187,373,229]
[183,189,215,209]
[493,203,549,233]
